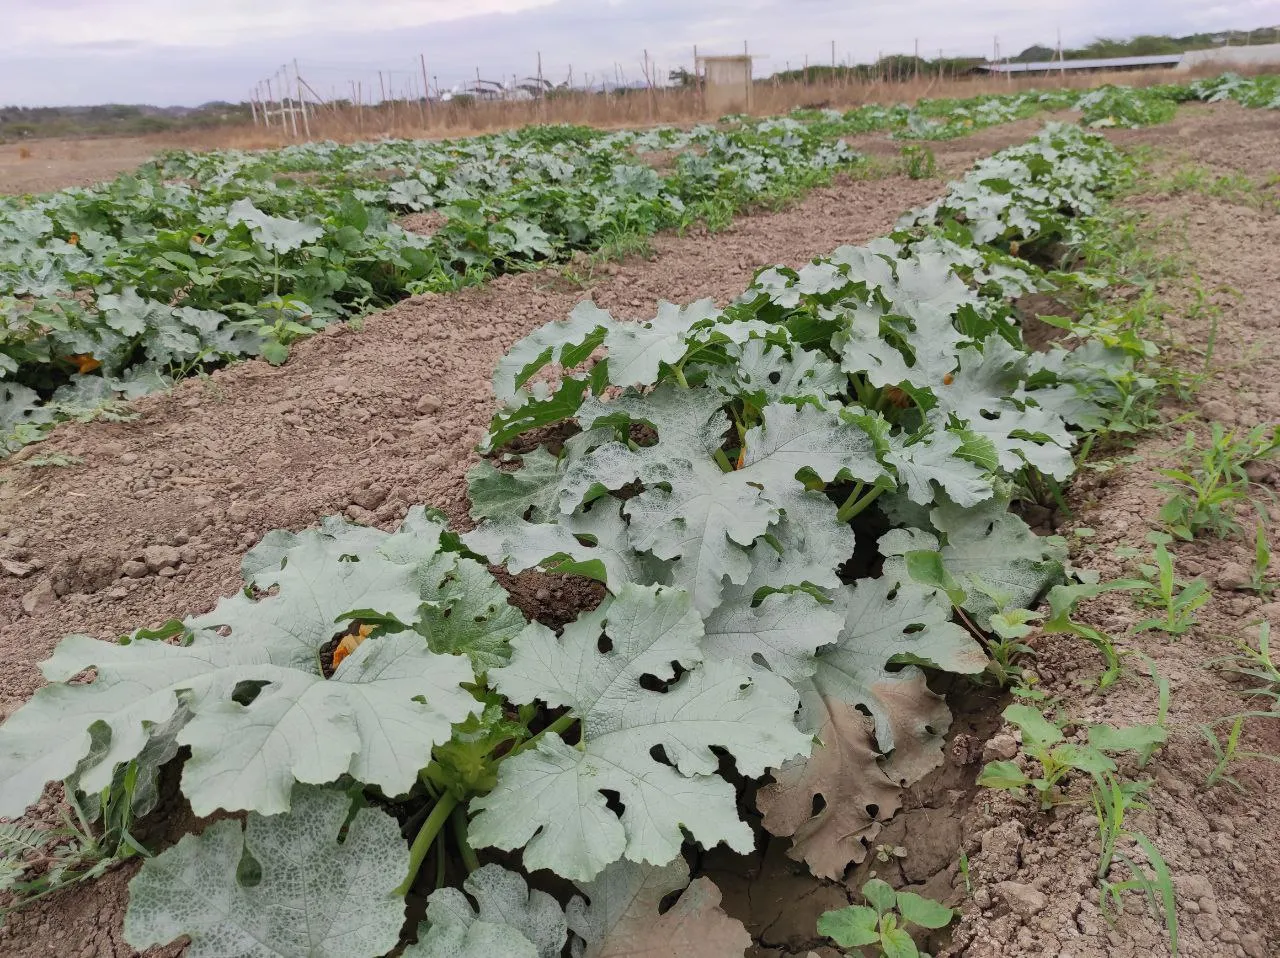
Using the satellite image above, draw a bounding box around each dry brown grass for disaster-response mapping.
[94,63,1277,153]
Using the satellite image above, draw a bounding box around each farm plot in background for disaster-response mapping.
[2,72,1276,459]
[0,123,1182,956]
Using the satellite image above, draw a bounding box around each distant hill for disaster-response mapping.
[0,102,252,141]
[1013,26,1280,61]
[767,24,1280,82]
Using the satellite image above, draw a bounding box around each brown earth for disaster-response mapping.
[944,106,1280,958]
[0,138,167,195]
[1,104,1278,957]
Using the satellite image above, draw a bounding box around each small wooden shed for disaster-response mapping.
[697,55,754,115]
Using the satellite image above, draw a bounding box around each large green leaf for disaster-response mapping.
[741,402,886,488]
[468,585,810,881]
[463,500,651,593]
[124,785,406,958]
[227,198,324,253]
[700,586,843,682]
[818,575,985,750]
[930,496,1069,628]
[885,430,994,508]
[0,513,495,818]
[467,446,564,522]
[492,300,609,404]
[604,299,719,388]
[409,864,568,958]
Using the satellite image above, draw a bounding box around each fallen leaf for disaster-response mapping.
[568,858,750,958]
[756,697,902,881]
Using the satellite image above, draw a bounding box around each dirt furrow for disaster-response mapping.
[947,107,1280,958]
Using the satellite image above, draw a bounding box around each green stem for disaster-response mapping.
[452,806,482,874]
[672,364,690,389]
[396,792,458,896]
[433,829,447,889]
[513,712,578,757]
[836,481,865,518]
[837,485,885,523]
[713,448,734,473]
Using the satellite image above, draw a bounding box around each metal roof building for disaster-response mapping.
[979,54,1184,75]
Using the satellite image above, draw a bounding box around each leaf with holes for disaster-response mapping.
[756,574,985,878]
[468,584,810,882]
[756,695,902,881]
[463,500,652,593]
[492,300,610,405]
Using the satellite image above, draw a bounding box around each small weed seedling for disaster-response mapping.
[1200,713,1280,790]
[1157,423,1279,540]
[818,878,954,958]
[979,701,1175,952]
[978,704,1109,808]
[1127,535,1209,636]
[900,145,938,180]
[1207,621,1280,704]
[979,704,1167,809]
[1092,771,1153,879]
[1245,522,1277,594]
[0,770,149,919]
[982,605,1040,687]
[1041,580,1143,689]
[1201,622,1280,790]
[1098,832,1179,956]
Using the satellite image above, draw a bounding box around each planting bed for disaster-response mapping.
[1,86,1279,958]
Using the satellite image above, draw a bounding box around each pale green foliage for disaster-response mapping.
[409,864,568,958]
[469,584,810,881]
[0,117,1168,958]
[227,198,325,253]
[815,575,987,756]
[124,786,407,958]
[0,510,496,818]
[921,497,1069,628]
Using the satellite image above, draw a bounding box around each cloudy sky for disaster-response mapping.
[4,0,1277,107]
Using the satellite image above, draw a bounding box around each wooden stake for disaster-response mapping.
[643,49,655,121]
[421,53,432,124]
[294,61,311,139]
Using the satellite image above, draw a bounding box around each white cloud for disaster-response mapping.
[12,0,559,48]
[1,0,1272,106]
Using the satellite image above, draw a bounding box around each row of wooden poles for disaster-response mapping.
[245,36,1069,138]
